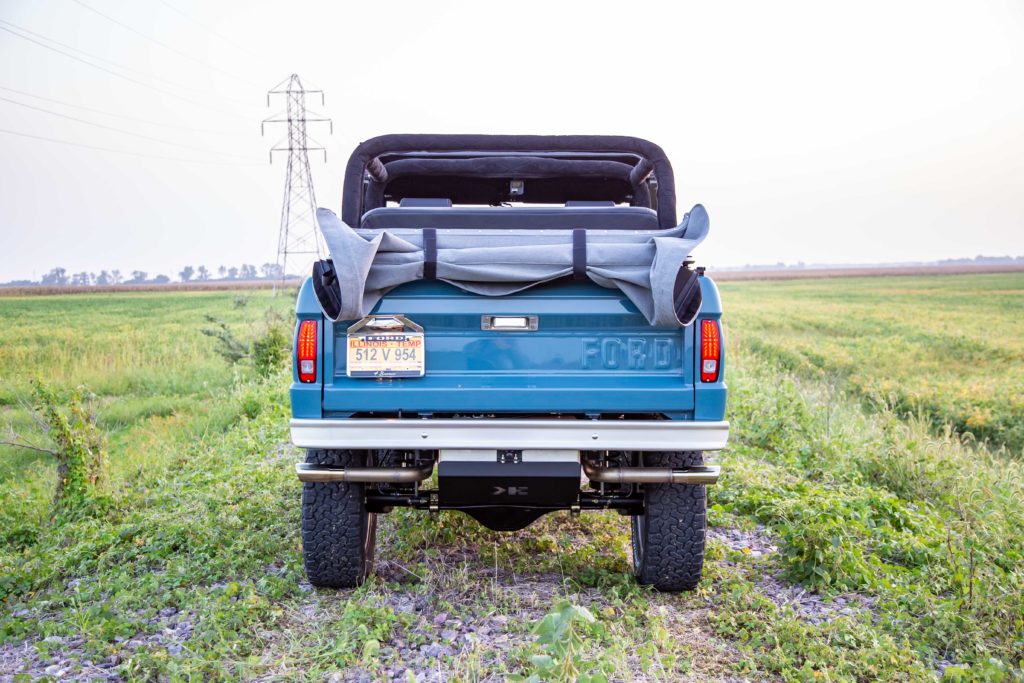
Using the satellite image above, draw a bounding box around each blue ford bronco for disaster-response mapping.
[290,135,728,591]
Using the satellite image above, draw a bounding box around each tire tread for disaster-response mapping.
[632,450,706,591]
[300,449,375,588]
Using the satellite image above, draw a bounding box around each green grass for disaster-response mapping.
[0,290,293,547]
[1,277,1022,681]
[710,346,1024,679]
[720,273,1024,455]
[0,290,292,400]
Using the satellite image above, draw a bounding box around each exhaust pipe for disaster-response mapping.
[582,461,720,485]
[296,462,434,483]
[297,461,717,485]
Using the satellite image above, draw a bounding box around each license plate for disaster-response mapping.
[347,332,425,378]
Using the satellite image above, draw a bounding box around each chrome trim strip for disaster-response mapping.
[290,418,729,452]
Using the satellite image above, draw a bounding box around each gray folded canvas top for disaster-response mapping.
[315,203,710,328]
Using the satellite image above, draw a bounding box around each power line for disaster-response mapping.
[69,0,262,88]
[0,84,246,136]
[0,127,261,166]
[0,18,251,106]
[0,25,251,120]
[0,93,252,157]
[264,74,333,283]
[155,0,262,60]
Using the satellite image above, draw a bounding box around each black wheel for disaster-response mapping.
[301,449,377,588]
[631,450,707,591]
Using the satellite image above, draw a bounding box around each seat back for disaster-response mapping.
[360,205,660,231]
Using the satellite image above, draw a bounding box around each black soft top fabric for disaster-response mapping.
[342,134,678,229]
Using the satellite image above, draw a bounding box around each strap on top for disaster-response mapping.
[423,228,437,280]
[572,229,587,281]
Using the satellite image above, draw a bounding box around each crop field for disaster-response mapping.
[722,273,1024,456]
[1,274,1022,681]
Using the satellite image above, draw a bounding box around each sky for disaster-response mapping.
[1,0,1022,281]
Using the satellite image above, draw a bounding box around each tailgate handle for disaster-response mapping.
[482,315,538,331]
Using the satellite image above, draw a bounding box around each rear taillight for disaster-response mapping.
[700,319,721,383]
[297,320,318,383]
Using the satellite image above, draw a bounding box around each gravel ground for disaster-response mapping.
[1,523,796,682]
[253,516,752,682]
[710,524,879,627]
[709,526,779,558]
[264,569,748,683]
[0,607,193,682]
[755,576,879,626]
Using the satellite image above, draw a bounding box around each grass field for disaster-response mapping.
[1,275,1022,681]
[0,290,294,547]
[721,273,1024,455]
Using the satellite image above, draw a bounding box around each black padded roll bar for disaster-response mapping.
[628,157,655,187]
[342,134,678,229]
[366,157,388,183]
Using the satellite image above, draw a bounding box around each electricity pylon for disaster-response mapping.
[263,74,333,287]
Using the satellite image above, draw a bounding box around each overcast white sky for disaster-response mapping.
[1,0,1022,281]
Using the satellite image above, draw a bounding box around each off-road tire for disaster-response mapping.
[631,450,706,591]
[301,449,377,588]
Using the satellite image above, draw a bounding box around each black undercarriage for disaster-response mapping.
[364,449,641,531]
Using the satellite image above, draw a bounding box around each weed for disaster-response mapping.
[514,601,609,683]
[27,379,108,510]
[202,309,291,378]
[252,311,290,378]
[201,315,249,365]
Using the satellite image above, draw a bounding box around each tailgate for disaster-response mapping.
[322,280,695,416]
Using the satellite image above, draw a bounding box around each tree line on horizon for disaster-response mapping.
[4,263,289,287]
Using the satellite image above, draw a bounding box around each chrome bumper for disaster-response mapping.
[290,418,729,452]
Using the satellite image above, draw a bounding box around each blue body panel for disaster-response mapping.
[290,275,727,422]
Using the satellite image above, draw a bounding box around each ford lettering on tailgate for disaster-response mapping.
[581,337,677,370]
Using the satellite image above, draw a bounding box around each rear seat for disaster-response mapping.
[361,200,660,231]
